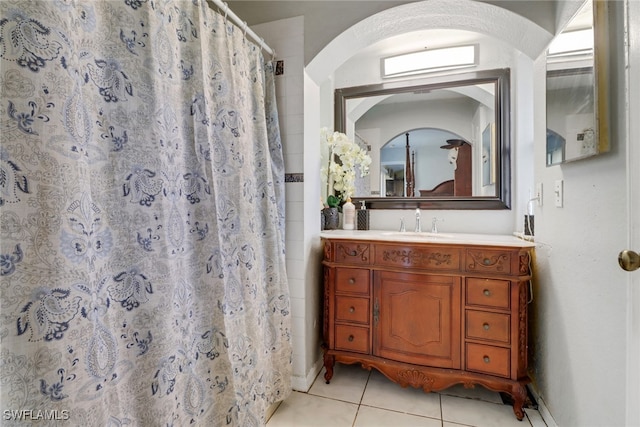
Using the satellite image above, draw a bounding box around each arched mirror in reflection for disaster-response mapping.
[336,68,510,209]
[546,0,610,166]
[377,129,473,198]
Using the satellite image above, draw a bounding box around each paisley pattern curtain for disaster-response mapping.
[0,1,291,425]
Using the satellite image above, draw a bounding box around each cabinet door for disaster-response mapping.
[373,271,461,368]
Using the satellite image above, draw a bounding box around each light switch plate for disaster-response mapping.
[554,180,563,207]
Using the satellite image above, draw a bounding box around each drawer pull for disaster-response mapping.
[348,335,354,342]
[349,306,355,313]
[483,323,490,330]
[348,250,357,256]
[483,356,490,363]
[483,258,491,265]
[348,278,356,284]
[483,289,491,296]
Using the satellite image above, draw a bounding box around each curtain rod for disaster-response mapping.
[208,0,276,58]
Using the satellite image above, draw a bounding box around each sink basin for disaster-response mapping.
[380,231,453,239]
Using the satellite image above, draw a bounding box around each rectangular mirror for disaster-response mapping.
[335,68,511,209]
[546,0,610,166]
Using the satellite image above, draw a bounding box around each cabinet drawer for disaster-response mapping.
[335,296,369,324]
[335,325,370,353]
[335,268,370,295]
[466,310,510,343]
[466,278,510,310]
[466,249,511,274]
[466,343,511,378]
[334,242,371,265]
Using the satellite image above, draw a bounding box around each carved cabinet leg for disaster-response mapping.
[323,353,335,383]
[510,383,527,421]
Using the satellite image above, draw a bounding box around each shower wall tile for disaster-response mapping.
[253,16,304,171]
[285,153,303,174]
[292,340,306,367]
[285,182,303,202]
[252,15,311,391]
[284,173,304,183]
[283,114,304,142]
[287,277,304,300]
[286,215,304,235]
[290,296,305,319]
[275,80,287,101]
[286,125,304,163]
[285,133,304,154]
[285,239,304,261]
[286,73,304,96]
[287,95,304,119]
[286,257,305,282]
[277,109,289,136]
[291,311,303,337]
[286,201,304,222]
[274,37,304,63]
[292,354,304,379]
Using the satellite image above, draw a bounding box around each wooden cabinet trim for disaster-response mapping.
[334,241,371,265]
[374,244,462,271]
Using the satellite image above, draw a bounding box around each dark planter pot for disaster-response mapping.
[322,207,339,230]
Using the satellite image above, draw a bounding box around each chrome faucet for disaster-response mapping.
[431,217,442,233]
[415,208,421,232]
[399,217,406,232]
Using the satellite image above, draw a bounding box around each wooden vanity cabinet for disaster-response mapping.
[321,237,534,421]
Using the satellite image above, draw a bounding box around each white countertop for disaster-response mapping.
[320,229,536,248]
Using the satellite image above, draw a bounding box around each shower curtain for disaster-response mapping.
[0,1,291,425]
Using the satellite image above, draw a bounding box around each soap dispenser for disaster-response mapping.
[342,198,355,230]
[357,200,370,230]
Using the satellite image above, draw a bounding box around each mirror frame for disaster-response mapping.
[335,68,511,210]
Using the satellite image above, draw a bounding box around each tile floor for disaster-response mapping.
[267,363,546,427]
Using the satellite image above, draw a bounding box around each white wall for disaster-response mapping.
[530,2,629,425]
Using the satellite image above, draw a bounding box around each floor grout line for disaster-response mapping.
[269,365,539,427]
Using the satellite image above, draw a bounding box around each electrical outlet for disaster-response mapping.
[536,183,543,206]
[554,180,563,207]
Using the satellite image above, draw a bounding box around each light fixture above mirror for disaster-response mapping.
[382,44,478,78]
[335,68,511,210]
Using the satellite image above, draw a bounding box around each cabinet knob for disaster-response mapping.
[348,278,356,284]
[349,306,355,313]
[483,289,491,296]
[483,323,490,330]
[348,335,354,342]
[483,356,490,363]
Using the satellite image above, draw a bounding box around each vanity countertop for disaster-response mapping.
[320,229,535,248]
